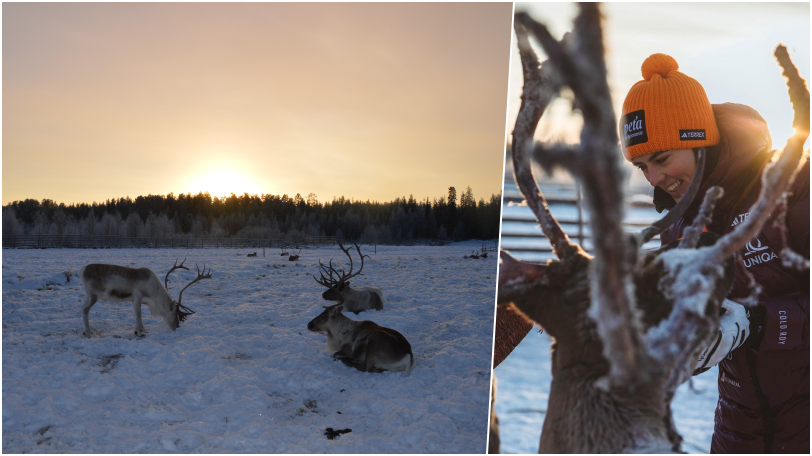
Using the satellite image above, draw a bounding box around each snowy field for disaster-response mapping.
[2,241,497,453]
[494,331,719,454]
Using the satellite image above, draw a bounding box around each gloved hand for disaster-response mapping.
[695,299,750,370]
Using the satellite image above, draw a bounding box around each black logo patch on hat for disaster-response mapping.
[621,110,647,147]
[679,129,706,141]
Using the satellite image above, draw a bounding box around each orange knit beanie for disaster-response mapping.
[620,53,720,161]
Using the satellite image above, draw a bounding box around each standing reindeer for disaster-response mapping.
[313,241,385,314]
[78,258,212,338]
[492,5,808,454]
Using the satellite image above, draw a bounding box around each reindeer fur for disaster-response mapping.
[307,306,414,375]
[504,234,734,452]
[78,264,178,337]
[322,281,385,314]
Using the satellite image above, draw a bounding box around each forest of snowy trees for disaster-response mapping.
[3,186,501,244]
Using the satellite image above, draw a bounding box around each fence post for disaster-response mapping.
[576,183,584,246]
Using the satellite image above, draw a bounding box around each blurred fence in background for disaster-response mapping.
[500,179,660,262]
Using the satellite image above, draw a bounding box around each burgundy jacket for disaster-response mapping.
[659,103,809,454]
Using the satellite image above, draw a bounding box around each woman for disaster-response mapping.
[620,53,809,453]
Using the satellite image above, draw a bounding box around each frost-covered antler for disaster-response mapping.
[512,5,651,387]
[495,5,808,453]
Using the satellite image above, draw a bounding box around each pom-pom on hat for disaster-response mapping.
[620,53,719,161]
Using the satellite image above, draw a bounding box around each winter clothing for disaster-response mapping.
[620,53,720,160]
[696,299,751,371]
[658,103,809,453]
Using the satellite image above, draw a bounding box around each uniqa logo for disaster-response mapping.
[744,238,769,256]
[742,237,777,268]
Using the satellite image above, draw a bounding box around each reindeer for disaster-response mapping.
[288,249,301,261]
[313,241,385,314]
[78,258,212,338]
[307,297,414,375]
[491,5,808,453]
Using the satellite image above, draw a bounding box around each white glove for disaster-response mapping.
[695,299,750,370]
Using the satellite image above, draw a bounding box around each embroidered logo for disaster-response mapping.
[742,237,777,268]
[721,372,741,388]
[679,129,706,141]
[730,212,750,227]
[777,310,788,345]
[621,110,648,147]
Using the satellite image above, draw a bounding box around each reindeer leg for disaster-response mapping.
[81,294,98,338]
[334,343,369,372]
[132,296,146,337]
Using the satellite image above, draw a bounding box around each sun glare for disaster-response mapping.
[187,169,263,199]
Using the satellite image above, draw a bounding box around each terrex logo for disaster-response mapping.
[621,110,648,147]
[679,129,706,141]
[730,212,750,227]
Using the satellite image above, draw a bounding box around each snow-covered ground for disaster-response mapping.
[494,331,719,454]
[2,241,497,453]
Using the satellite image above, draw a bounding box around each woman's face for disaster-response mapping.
[631,148,696,202]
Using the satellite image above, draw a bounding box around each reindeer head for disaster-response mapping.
[163,258,212,330]
[312,241,368,302]
[307,298,344,333]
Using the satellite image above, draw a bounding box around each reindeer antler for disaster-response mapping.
[514,6,651,386]
[313,241,368,290]
[176,263,212,308]
[165,257,190,290]
[511,14,578,262]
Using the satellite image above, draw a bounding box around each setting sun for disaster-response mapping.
[186,168,263,198]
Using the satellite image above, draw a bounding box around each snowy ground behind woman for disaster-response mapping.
[494,331,719,454]
[2,242,497,453]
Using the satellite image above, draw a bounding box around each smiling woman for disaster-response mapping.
[186,168,263,199]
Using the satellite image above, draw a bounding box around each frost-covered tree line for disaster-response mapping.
[3,186,501,244]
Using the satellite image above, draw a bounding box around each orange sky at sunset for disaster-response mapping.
[3,3,513,206]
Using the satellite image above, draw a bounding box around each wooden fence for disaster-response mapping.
[2,234,335,250]
[500,180,659,261]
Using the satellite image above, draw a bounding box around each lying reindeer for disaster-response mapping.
[307,297,414,375]
[313,241,385,313]
[78,258,211,338]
